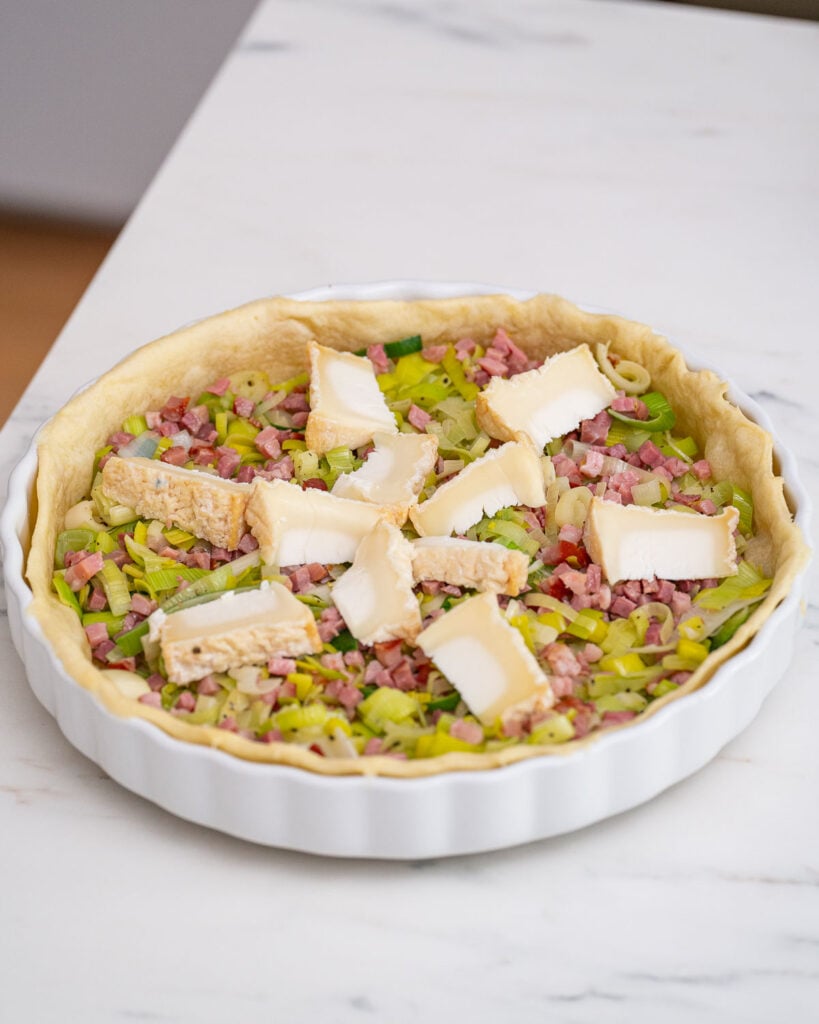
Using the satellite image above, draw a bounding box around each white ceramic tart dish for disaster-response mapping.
[1,282,811,859]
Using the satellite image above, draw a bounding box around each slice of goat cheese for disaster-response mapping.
[584,497,740,583]
[101,456,250,550]
[409,441,545,537]
[475,343,617,450]
[416,592,553,726]
[245,477,396,566]
[411,537,529,596]
[304,341,397,453]
[331,431,438,524]
[330,521,422,645]
[153,582,322,684]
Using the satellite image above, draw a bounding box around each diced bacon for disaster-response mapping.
[130,593,156,616]
[139,692,162,707]
[146,673,166,692]
[610,596,637,617]
[157,546,182,562]
[645,621,664,645]
[216,450,241,478]
[606,443,628,460]
[218,717,239,733]
[268,657,297,676]
[580,410,612,446]
[306,562,328,582]
[93,639,116,660]
[261,455,294,481]
[545,642,583,677]
[472,369,490,387]
[108,431,135,448]
[407,404,431,431]
[422,344,448,363]
[303,478,328,490]
[185,549,212,570]
[193,446,217,466]
[621,580,642,602]
[87,586,108,612]
[455,337,476,357]
[552,453,580,481]
[638,439,665,468]
[491,328,529,374]
[84,622,109,647]
[669,671,693,686]
[180,405,210,434]
[602,710,637,724]
[281,391,310,413]
[374,639,404,668]
[670,590,692,618]
[366,344,389,375]
[235,465,256,483]
[364,660,383,684]
[664,457,690,478]
[176,691,196,712]
[691,460,712,481]
[64,551,104,591]
[696,499,718,515]
[288,565,313,593]
[105,549,130,568]
[160,446,189,466]
[388,659,416,691]
[364,737,385,755]
[197,674,221,695]
[478,355,508,377]
[329,680,363,710]
[254,427,282,459]
[540,544,563,566]
[656,579,676,604]
[145,411,162,429]
[320,651,347,673]
[594,584,612,611]
[344,649,365,669]
[603,489,623,504]
[610,395,648,419]
[233,395,255,418]
[261,729,284,743]
[195,423,218,443]
[317,606,345,642]
[580,449,606,478]
[450,719,484,744]
[583,643,604,663]
[107,655,137,672]
[160,395,189,421]
[570,594,594,611]
[290,411,309,428]
[237,532,259,553]
[586,563,602,592]
[549,676,575,699]
[560,570,588,596]
[206,377,231,396]
[210,547,232,563]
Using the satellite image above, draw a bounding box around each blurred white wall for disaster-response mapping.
[0,0,258,224]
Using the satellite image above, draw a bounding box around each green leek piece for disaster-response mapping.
[274,703,331,733]
[55,528,97,569]
[384,335,423,359]
[694,561,771,610]
[426,692,461,712]
[662,432,698,461]
[598,651,646,676]
[710,606,753,649]
[605,419,652,453]
[594,692,647,714]
[229,370,271,402]
[358,687,419,732]
[325,446,356,474]
[82,611,126,637]
[162,527,197,550]
[567,609,608,644]
[652,679,680,699]
[52,572,82,616]
[144,566,209,593]
[441,349,479,401]
[122,414,148,437]
[527,714,576,745]
[330,630,358,653]
[483,519,540,557]
[97,559,132,616]
[114,620,151,657]
[414,732,481,757]
[159,564,235,615]
[608,391,676,432]
[731,485,754,535]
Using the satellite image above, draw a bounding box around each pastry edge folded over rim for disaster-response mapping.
[25,294,811,778]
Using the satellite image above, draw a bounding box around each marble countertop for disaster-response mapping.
[2,1,817,1020]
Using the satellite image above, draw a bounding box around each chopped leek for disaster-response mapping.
[55,528,97,568]
[608,392,675,432]
[694,561,771,610]
[97,559,132,616]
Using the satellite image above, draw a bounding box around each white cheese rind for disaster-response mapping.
[330,521,422,645]
[584,497,740,583]
[156,582,322,684]
[475,344,617,450]
[408,441,546,537]
[304,341,398,453]
[245,477,394,566]
[411,537,529,596]
[101,456,250,549]
[416,592,553,725]
[331,432,438,523]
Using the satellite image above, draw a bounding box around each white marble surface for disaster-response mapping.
[1,1,818,1020]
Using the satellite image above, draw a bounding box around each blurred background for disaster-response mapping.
[0,0,816,424]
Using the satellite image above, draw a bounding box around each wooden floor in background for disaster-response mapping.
[0,215,119,426]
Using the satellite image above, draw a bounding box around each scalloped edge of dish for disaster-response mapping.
[1,281,812,858]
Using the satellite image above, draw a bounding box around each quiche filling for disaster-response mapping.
[51,330,773,760]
